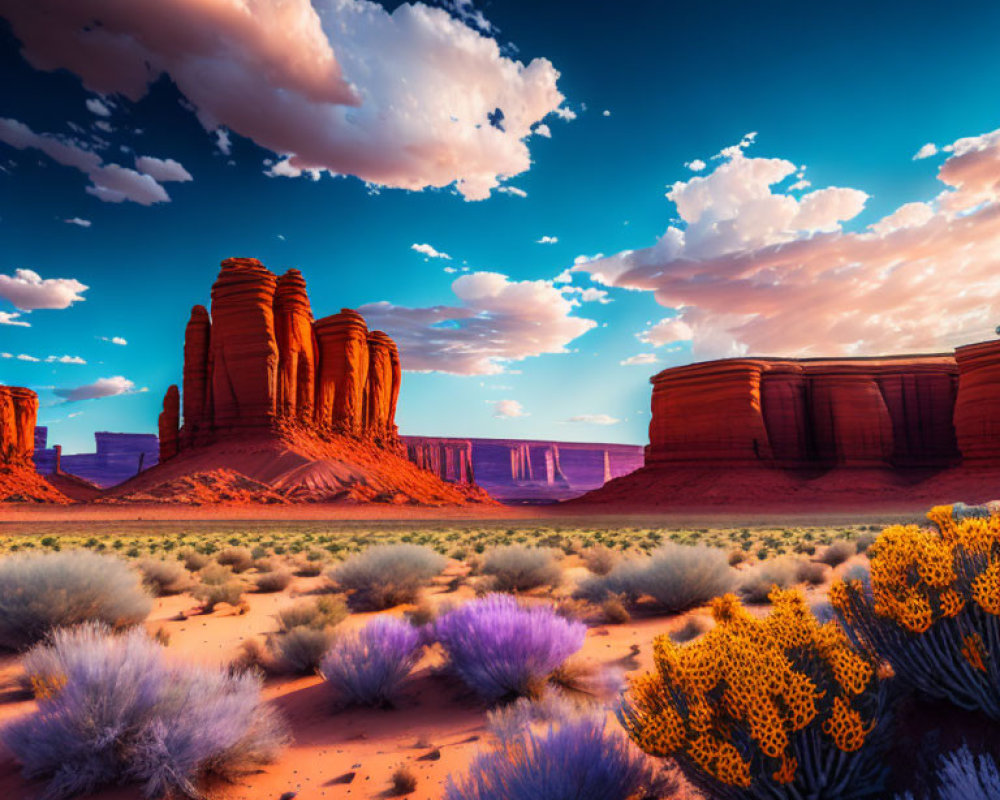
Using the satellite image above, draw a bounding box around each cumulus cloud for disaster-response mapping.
[16,354,39,362]
[686,159,706,172]
[0,117,172,204]
[497,185,528,198]
[85,97,111,117]
[573,130,1000,359]
[54,375,140,402]
[135,155,193,183]
[492,399,526,417]
[620,352,659,366]
[2,0,569,201]
[0,311,29,327]
[567,413,619,425]
[913,142,938,160]
[537,235,558,244]
[359,271,596,375]
[562,286,611,304]
[534,123,551,138]
[45,354,86,364]
[0,268,88,310]
[411,242,451,260]
[63,217,91,227]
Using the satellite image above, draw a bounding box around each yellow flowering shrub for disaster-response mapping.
[618,589,888,799]
[830,504,1000,720]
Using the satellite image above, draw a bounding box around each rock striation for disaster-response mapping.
[0,387,69,503]
[160,258,403,457]
[577,339,1000,509]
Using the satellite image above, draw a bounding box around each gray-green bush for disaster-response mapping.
[327,544,446,610]
[478,545,562,592]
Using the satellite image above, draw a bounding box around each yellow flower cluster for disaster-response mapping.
[621,589,876,788]
[833,506,1000,636]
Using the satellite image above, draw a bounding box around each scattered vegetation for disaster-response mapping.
[254,569,294,593]
[432,594,586,702]
[6,624,288,799]
[817,539,856,567]
[0,551,152,650]
[137,557,193,596]
[327,544,447,610]
[321,616,423,707]
[738,555,801,603]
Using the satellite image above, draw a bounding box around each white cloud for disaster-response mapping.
[411,242,451,260]
[0,118,174,205]
[492,399,526,417]
[99,335,128,346]
[562,286,611,304]
[573,129,1000,359]
[787,179,811,191]
[913,142,938,160]
[45,355,86,364]
[214,128,232,156]
[0,268,88,310]
[567,413,619,425]
[54,375,139,402]
[360,271,596,374]
[537,235,558,244]
[264,156,321,181]
[63,217,91,227]
[534,123,551,138]
[686,159,706,172]
[620,352,659,366]
[85,97,111,117]
[16,354,39,362]
[602,109,611,117]
[3,0,569,201]
[497,185,527,198]
[135,155,193,183]
[0,311,29,327]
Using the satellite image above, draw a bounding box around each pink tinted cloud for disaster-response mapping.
[576,130,1000,359]
[1,0,568,200]
[359,271,596,375]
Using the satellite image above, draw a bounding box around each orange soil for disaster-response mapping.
[0,466,70,504]
[0,556,860,800]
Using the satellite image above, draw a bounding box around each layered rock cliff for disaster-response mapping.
[0,386,69,502]
[160,258,403,455]
[577,340,1000,510]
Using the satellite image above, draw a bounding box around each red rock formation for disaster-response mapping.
[808,365,894,466]
[0,386,70,503]
[209,257,279,431]
[274,269,315,421]
[954,340,1000,463]
[180,305,211,449]
[0,386,37,466]
[314,310,370,434]
[158,385,180,462]
[365,331,397,438]
[405,437,474,483]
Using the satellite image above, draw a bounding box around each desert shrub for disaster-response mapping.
[197,561,234,585]
[137,558,193,596]
[581,545,619,576]
[320,616,423,707]
[179,548,210,572]
[601,595,631,624]
[854,531,878,554]
[668,615,712,643]
[445,716,660,800]
[431,594,586,703]
[270,626,337,674]
[215,546,254,573]
[817,539,856,567]
[391,765,418,795]
[478,545,562,592]
[328,544,446,610]
[619,589,890,800]
[576,543,734,613]
[796,560,829,585]
[0,551,152,650]
[739,556,801,603]
[896,746,1000,800]
[831,506,1000,720]
[6,624,287,799]
[192,579,245,612]
[275,596,348,632]
[254,569,293,593]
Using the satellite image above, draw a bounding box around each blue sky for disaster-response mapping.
[4,0,1000,453]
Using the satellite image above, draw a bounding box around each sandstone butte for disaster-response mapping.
[0,386,70,503]
[575,341,1000,510]
[108,257,490,506]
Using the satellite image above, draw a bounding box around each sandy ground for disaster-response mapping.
[0,551,862,800]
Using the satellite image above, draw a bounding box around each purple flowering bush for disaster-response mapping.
[4,623,288,799]
[445,716,659,800]
[897,746,1000,800]
[431,594,586,702]
[320,616,423,707]
[0,551,152,650]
